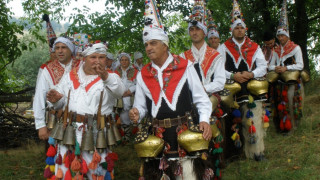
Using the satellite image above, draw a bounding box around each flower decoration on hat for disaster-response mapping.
[42,14,57,53]
[143,0,169,46]
[73,33,90,53]
[207,10,219,39]
[188,0,208,35]
[276,0,290,37]
[230,0,246,31]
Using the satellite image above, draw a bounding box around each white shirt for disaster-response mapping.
[33,59,74,129]
[268,42,303,71]
[133,53,212,124]
[218,37,267,79]
[180,42,226,94]
[52,64,125,116]
[120,66,137,110]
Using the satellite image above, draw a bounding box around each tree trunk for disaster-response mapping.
[294,0,309,71]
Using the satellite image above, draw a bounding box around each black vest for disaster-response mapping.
[194,63,214,82]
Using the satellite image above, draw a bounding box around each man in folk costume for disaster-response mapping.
[133,51,145,71]
[74,33,90,61]
[114,53,139,143]
[129,1,214,179]
[262,31,278,66]
[179,0,225,177]
[218,0,268,161]
[207,10,221,50]
[47,42,125,179]
[268,0,304,133]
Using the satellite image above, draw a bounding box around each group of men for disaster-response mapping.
[33,0,305,179]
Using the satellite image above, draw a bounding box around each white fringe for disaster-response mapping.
[241,101,265,159]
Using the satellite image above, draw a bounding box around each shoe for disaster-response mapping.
[254,154,267,162]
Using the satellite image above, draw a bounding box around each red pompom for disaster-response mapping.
[214,143,220,149]
[106,152,119,161]
[55,153,62,165]
[46,145,57,157]
[81,158,89,174]
[282,90,287,97]
[278,104,285,111]
[215,108,224,118]
[64,169,72,180]
[248,125,256,134]
[285,117,292,130]
[263,115,269,122]
[43,167,53,178]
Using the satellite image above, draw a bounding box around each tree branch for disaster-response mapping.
[308,14,320,22]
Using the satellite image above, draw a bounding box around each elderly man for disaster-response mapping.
[268,0,304,132]
[114,52,138,143]
[47,43,125,179]
[133,52,144,71]
[218,0,267,161]
[33,36,80,140]
[129,1,213,179]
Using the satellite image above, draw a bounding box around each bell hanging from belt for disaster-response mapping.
[112,123,122,142]
[96,130,107,153]
[116,98,123,109]
[63,124,75,146]
[51,122,64,141]
[81,127,94,152]
[107,125,116,146]
[47,113,56,130]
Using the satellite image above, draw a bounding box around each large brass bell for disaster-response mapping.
[247,79,268,96]
[47,111,56,130]
[219,89,234,108]
[177,130,209,152]
[300,70,310,83]
[266,71,279,83]
[112,123,122,142]
[96,130,107,153]
[107,126,116,146]
[210,95,219,112]
[63,124,75,146]
[224,80,241,95]
[280,70,300,83]
[116,98,123,108]
[81,127,94,151]
[51,122,64,141]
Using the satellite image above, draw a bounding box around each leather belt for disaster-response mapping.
[70,112,112,123]
[152,115,188,128]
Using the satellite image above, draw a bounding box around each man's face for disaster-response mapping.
[232,25,246,41]
[106,58,113,68]
[50,52,57,60]
[120,56,130,69]
[54,42,72,64]
[208,36,220,49]
[136,58,143,65]
[277,34,289,46]
[264,39,275,49]
[144,40,168,62]
[189,26,205,43]
[83,53,107,75]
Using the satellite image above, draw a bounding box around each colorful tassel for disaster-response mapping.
[71,157,82,172]
[46,145,57,157]
[56,168,64,178]
[104,171,112,180]
[82,158,89,174]
[48,137,55,145]
[75,140,81,156]
[55,153,62,165]
[64,169,72,180]
[248,125,256,134]
[88,150,101,170]
[232,109,241,117]
[43,166,53,178]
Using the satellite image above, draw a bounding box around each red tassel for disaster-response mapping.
[88,150,101,170]
[71,157,82,172]
[55,153,62,165]
[44,167,53,178]
[50,175,56,180]
[278,104,285,111]
[248,125,256,134]
[215,108,223,118]
[81,158,89,174]
[233,117,242,124]
[64,151,75,168]
[119,128,125,137]
[132,126,139,135]
[282,90,287,97]
[46,145,57,157]
[64,169,72,180]
[285,117,292,130]
[56,168,64,178]
[263,115,269,122]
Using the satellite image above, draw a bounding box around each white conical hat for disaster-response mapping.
[276,0,289,37]
[207,10,219,39]
[188,0,207,35]
[142,0,169,46]
[230,0,246,31]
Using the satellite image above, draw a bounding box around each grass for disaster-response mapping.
[0,79,319,179]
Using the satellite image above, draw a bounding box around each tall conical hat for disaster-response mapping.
[42,14,56,53]
[276,0,289,37]
[207,10,219,39]
[230,0,246,31]
[73,33,90,53]
[142,0,169,46]
[188,0,207,35]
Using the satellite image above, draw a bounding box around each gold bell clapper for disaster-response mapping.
[81,127,94,152]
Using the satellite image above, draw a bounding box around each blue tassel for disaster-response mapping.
[48,137,55,145]
[265,109,270,117]
[232,109,241,118]
[104,171,112,180]
[246,110,253,118]
[45,157,55,165]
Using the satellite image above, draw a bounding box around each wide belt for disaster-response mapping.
[69,112,112,123]
[152,115,188,128]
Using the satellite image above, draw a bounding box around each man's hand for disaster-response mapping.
[123,90,132,97]
[199,122,212,141]
[242,71,254,80]
[234,72,248,83]
[129,108,140,123]
[47,89,63,103]
[38,127,49,140]
[275,66,287,73]
[93,63,109,81]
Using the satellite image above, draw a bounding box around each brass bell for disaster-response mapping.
[219,89,234,108]
[96,130,107,153]
[63,124,75,146]
[266,71,279,83]
[134,135,164,158]
[112,123,122,142]
[116,98,123,109]
[106,126,116,146]
[300,70,310,83]
[210,95,219,112]
[47,113,56,130]
[280,70,300,83]
[81,127,94,152]
[177,130,209,152]
[247,79,269,96]
[51,122,64,141]
[210,123,221,138]
[224,80,241,95]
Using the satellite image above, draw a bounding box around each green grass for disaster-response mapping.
[1,80,319,179]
